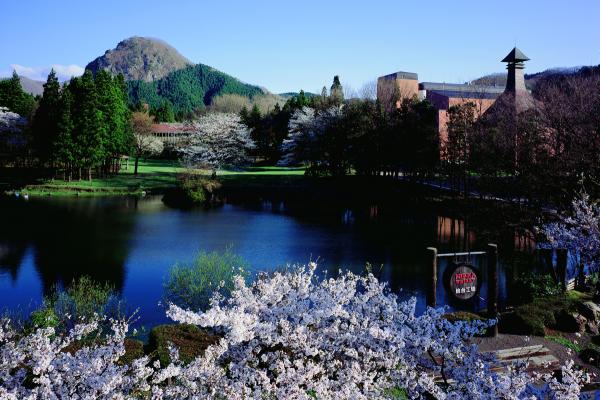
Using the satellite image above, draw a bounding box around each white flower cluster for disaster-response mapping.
[539,193,600,273]
[279,106,344,166]
[0,107,27,149]
[0,318,154,399]
[1,265,588,399]
[180,113,255,172]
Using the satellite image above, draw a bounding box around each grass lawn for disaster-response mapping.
[15,160,306,197]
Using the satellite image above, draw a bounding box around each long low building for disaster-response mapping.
[151,123,195,145]
[377,47,533,156]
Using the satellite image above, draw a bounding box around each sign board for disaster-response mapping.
[449,263,478,300]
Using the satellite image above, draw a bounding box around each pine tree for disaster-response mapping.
[95,70,131,175]
[70,70,103,180]
[32,69,61,164]
[0,71,35,117]
[54,86,75,180]
[153,101,175,122]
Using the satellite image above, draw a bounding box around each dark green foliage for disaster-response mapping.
[148,324,221,366]
[152,101,175,122]
[179,174,222,206]
[70,70,104,178]
[512,272,562,305]
[499,294,576,336]
[29,306,59,330]
[27,276,126,333]
[31,69,133,179]
[0,71,36,117]
[164,248,246,311]
[32,69,61,162]
[127,64,263,120]
[384,387,409,399]
[119,339,145,365]
[95,71,132,160]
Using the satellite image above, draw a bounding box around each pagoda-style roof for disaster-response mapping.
[502,47,530,63]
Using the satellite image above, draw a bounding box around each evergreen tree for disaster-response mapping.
[54,87,75,180]
[95,70,131,175]
[32,69,61,163]
[153,101,175,122]
[0,71,36,117]
[70,70,103,180]
[239,106,250,125]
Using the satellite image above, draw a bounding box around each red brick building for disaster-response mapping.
[377,47,533,156]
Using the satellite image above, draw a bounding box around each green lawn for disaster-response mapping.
[17,160,306,197]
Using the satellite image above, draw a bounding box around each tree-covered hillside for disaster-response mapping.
[127,64,264,119]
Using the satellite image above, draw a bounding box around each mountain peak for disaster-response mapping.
[86,36,193,82]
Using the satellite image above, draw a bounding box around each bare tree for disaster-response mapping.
[359,80,377,100]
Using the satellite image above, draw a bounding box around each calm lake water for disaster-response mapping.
[0,194,534,328]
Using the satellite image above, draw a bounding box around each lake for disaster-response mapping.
[0,193,536,328]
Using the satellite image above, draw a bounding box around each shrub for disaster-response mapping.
[164,173,222,208]
[164,249,247,311]
[500,294,579,336]
[28,306,59,331]
[52,276,126,328]
[511,272,562,305]
[27,276,126,333]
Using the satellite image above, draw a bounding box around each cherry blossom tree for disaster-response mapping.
[180,113,254,176]
[131,111,163,175]
[0,106,27,151]
[0,265,588,399]
[279,105,346,175]
[539,193,600,277]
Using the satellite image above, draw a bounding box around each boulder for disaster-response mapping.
[580,347,600,367]
[586,321,600,335]
[554,311,587,333]
[578,301,600,323]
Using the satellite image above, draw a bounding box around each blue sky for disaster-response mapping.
[1,0,599,93]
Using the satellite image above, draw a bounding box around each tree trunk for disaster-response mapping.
[134,155,140,176]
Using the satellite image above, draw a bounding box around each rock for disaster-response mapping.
[580,347,600,367]
[578,301,600,323]
[554,311,587,333]
[586,322,599,335]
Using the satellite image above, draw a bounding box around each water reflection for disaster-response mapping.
[0,194,535,327]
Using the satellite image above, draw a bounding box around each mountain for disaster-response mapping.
[86,36,193,82]
[127,64,265,118]
[0,75,44,96]
[86,36,266,119]
[18,76,44,96]
[471,66,585,90]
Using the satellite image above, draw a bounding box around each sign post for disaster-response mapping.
[487,243,498,337]
[426,247,438,308]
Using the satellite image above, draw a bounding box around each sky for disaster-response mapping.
[1,0,599,93]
